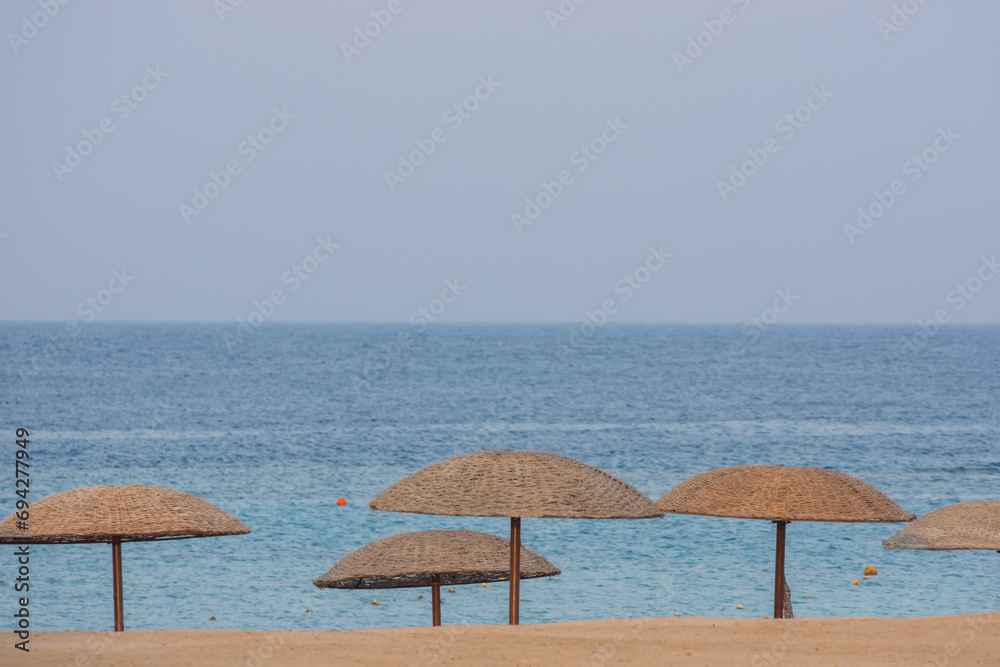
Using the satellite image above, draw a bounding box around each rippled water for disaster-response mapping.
[1,323,998,631]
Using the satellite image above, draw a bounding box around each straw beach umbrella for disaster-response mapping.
[657,465,914,618]
[370,450,662,624]
[883,500,1000,552]
[0,485,249,631]
[314,530,560,626]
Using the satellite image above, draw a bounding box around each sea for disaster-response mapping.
[1,323,998,632]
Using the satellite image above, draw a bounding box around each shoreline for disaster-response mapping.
[20,613,1000,666]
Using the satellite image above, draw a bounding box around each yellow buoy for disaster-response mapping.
[306,609,312,613]
[418,595,424,600]
[674,613,681,617]
[802,595,809,598]
[372,599,379,605]
[209,616,216,621]
[483,583,489,587]
[864,565,877,576]
[448,588,456,593]
[863,576,870,580]
[737,605,743,609]
[852,580,860,585]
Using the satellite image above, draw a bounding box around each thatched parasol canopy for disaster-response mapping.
[657,465,915,523]
[0,484,250,544]
[370,450,661,625]
[0,484,249,632]
[314,529,558,626]
[883,501,1000,551]
[370,450,662,519]
[314,530,559,589]
[657,465,914,618]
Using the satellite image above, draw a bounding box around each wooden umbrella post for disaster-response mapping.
[509,517,521,626]
[772,521,787,619]
[431,574,442,627]
[111,539,124,632]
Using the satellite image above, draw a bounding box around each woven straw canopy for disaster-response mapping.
[314,530,560,589]
[369,450,662,519]
[883,501,1000,551]
[0,485,250,544]
[657,465,914,523]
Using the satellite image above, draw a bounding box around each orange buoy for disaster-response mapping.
[852,580,860,585]
[209,616,216,621]
[337,498,347,506]
[864,565,877,576]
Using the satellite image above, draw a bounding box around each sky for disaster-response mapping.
[2,0,999,323]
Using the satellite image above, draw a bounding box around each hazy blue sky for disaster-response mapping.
[2,1,998,323]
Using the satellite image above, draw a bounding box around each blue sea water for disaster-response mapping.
[0,323,998,632]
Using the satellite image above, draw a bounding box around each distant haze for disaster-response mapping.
[2,1,998,323]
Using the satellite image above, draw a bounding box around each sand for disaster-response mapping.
[21,614,999,666]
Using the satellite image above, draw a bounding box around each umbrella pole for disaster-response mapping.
[509,517,521,626]
[112,539,124,632]
[773,521,787,619]
[431,574,442,627]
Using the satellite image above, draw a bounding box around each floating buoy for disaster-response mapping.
[852,580,860,585]
[737,605,743,609]
[863,576,870,580]
[674,613,681,617]
[418,595,424,600]
[209,616,216,621]
[337,498,346,506]
[864,565,877,576]
[448,588,456,593]
[483,583,489,587]
[802,595,809,599]
[372,599,379,605]
[307,609,312,613]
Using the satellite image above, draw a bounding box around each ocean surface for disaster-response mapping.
[1,323,998,632]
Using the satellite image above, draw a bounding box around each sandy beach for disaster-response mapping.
[22,613,999,666]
